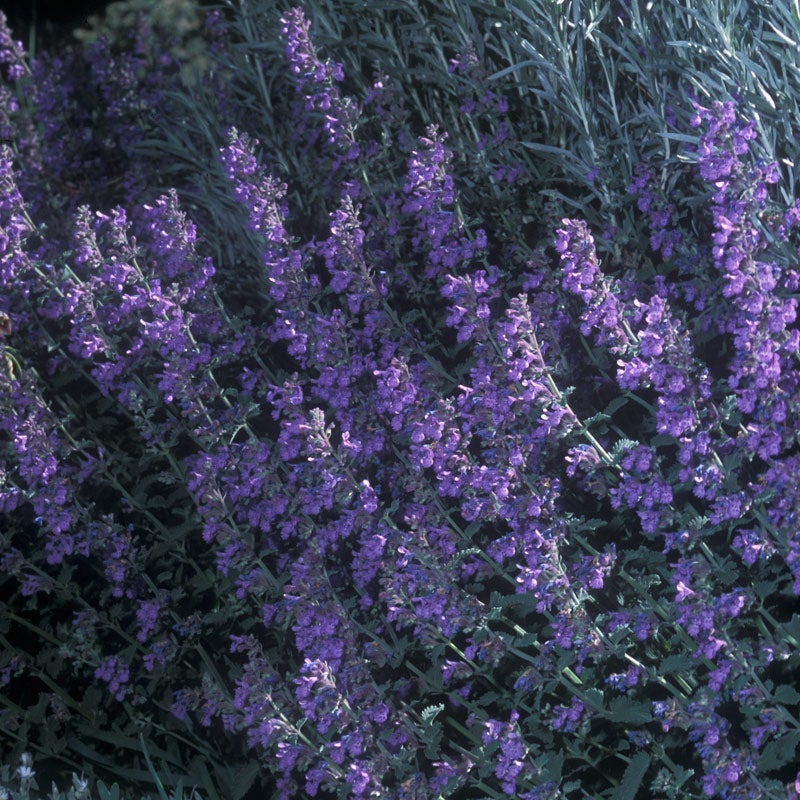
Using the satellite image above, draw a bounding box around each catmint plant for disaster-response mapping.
[3,2,800,800]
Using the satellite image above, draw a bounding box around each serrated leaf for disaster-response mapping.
[659,654,695,674]
[609,439,640,460]
[580,687,605,711]
[475,691,501,708]
[583,411,610,427]
[230,762,260,800]
[498,592,540,614]
[757,730,800,772]
[773,685,800,705]
[420,703,444,723]
[611,751,650,800]
[513,631,542,649]
[753,580,779,601]
[541,749,564,783]
[782,615,800,646]
[608,696,654,724]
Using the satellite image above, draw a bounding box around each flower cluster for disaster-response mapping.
[280,6,360,166]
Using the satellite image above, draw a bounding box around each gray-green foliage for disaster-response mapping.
[138,0,800,279]
[0,753,201,800]
[491,0,800,224]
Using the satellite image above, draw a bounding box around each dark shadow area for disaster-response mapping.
[2,0,113,54]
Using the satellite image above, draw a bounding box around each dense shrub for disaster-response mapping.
[2,1,800,799]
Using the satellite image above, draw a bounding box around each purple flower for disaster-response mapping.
[94,655,130,702]
[731,529,774,566]
[550,696,588,733]
[279,7,359,161]
[610,444,675,535]
[480,711,530,794]
[0,15,27,81]
[400,126,479,278]
[135,600,162,643]
[628,164,682,258]
[19,573,54,597]
[606,666,642,691]
[345,762,372,796]
[556,218,631,352]
[572,546,616,592]
[143,639,174,673]
[221,130,290,241]
[441,266,500,343]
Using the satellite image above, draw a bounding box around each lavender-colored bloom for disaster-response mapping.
[19,573,54,597]
[279,7,359,163]
[480,711,530,795]
[317,189,388,315]
[606,665,643,692]
[689,101,800,463]
[94,655,130,702]
[142,639,175,673]
[220,129,290,241]
[556,218,631,353]
[441,265,499,344]
[382,526,482,642]
[615,281,724,494]
[0,145,27,220]
[572,546,616,592]
[139,189,215,291]
[0,372,82,558]
[731,529,774,566]
[373,356,420,431]
[345,762,373,797]
[628,164,681,258]
[550,696,588,733]
[400,126,477,279]
[135,599,162,643]
[0,14,28,81]
[610,443,674,536]
[402,128,455,214]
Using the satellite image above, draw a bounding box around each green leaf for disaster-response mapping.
[659,654,695,674]
[475,691,501,708]
[782,614,800,647]
[169,780,186,800]
[420,703,445,723]
[611,751,651,800]
[97,782,121,800]
[773,684,800,705]
[752,580,779,601]
[609,439,640,461]
[607,696,654,724]
[578,687,605,711]
[230,762,259,800]
[521,140,586,163]
[541,749,564,783]
[757,730,800,772]
[649,434,676,449]
[140,733,170,800]
[498,592,540,615]
[603,396,630,416]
